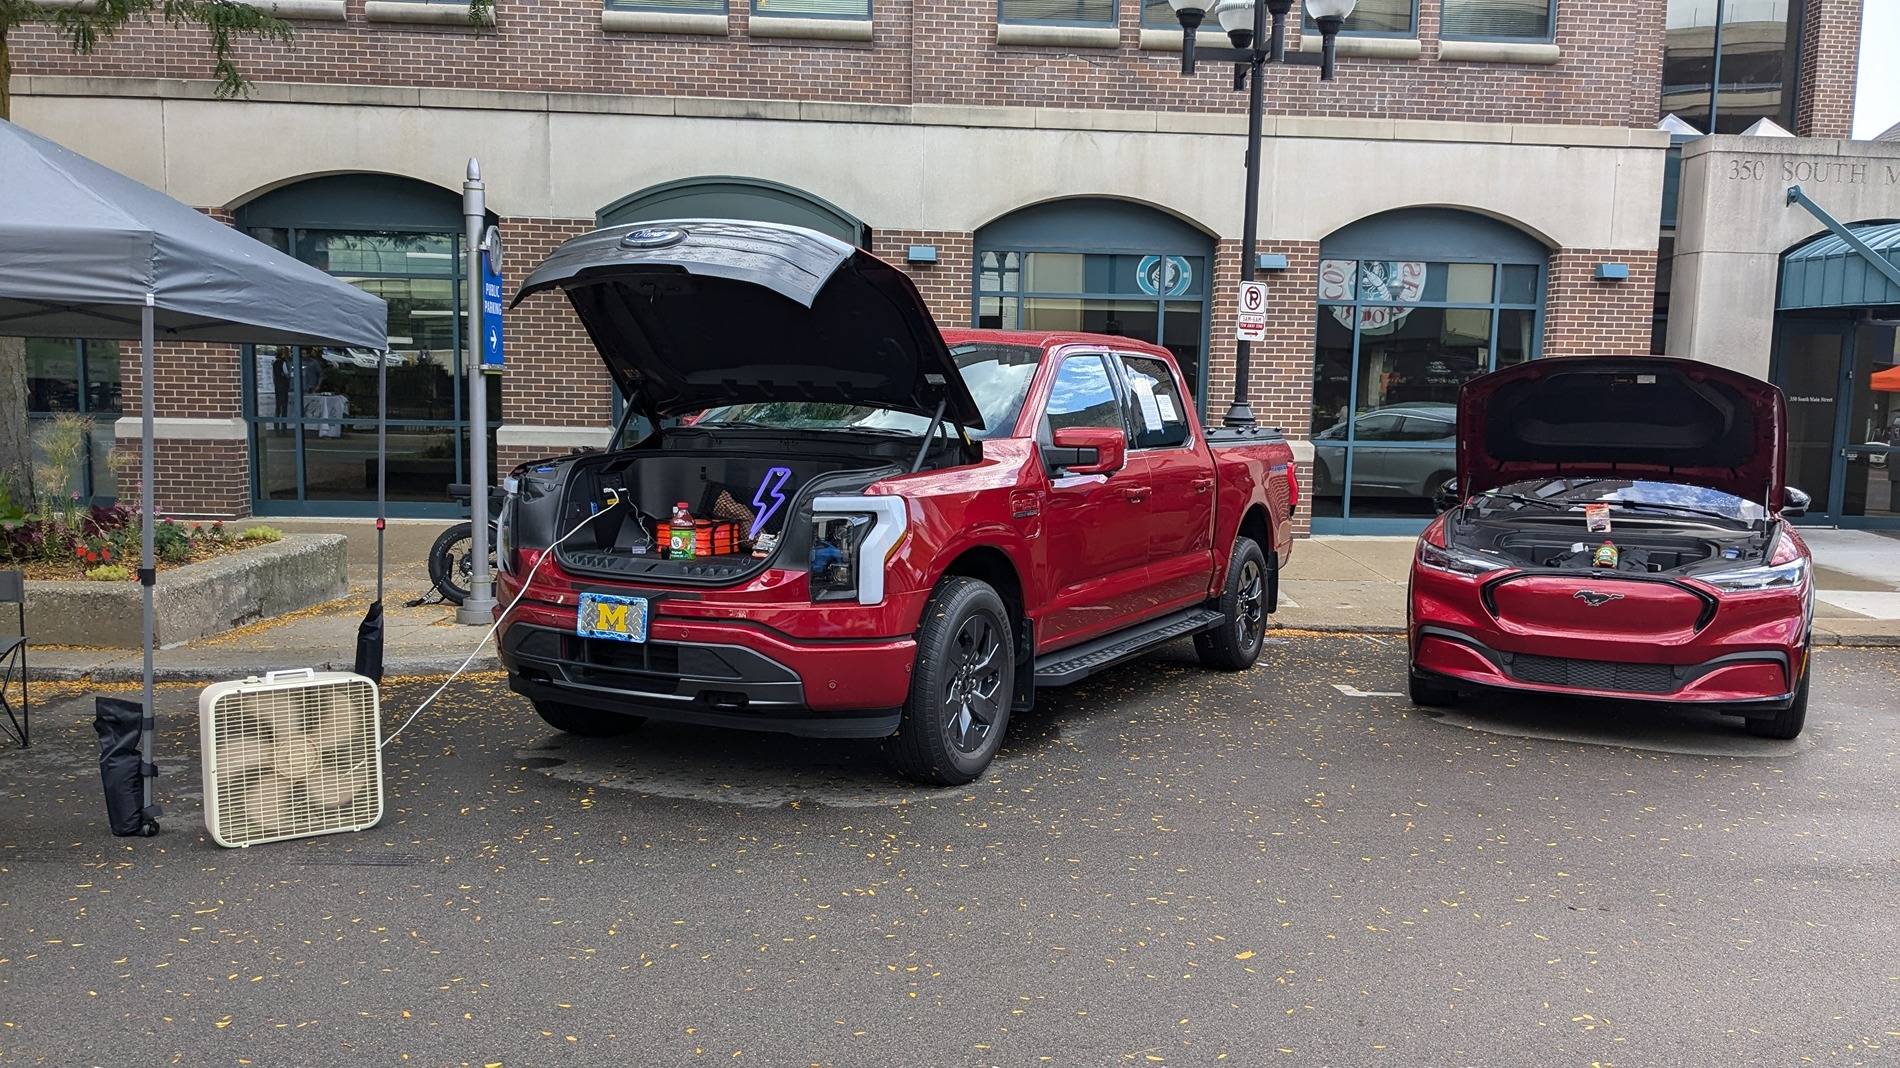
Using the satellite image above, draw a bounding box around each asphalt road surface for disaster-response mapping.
[3,637,1897,1067]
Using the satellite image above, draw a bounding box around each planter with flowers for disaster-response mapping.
[4,503,346,648]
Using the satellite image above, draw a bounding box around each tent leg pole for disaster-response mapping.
[139,297,157,829]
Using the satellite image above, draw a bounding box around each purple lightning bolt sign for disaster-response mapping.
[751,467,793,538]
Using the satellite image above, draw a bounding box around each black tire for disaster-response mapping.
[1196,536,1269,671]
[1408,669,1458,708]
[1744,657,1809,739]
[533,700,644,737]
[429,522,476,605]
[884,577,1014,786]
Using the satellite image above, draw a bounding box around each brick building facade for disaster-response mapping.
[5,0,1869,533]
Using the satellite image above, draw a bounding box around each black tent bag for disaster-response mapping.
[94,697,160,837]
[355,600,385,683]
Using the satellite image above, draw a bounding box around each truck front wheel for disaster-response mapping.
[1196,537,1269,671]
[885,577,1014,786]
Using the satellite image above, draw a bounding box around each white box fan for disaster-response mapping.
[200,669,384,847]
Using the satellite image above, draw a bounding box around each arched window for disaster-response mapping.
[974,199,1216,406]
[1310,208,1548,532]
[235,174,492,516]
[598,177,869,248]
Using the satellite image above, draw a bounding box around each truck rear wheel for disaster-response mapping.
[533,699,644,737]
[885,577,1014,786]
[1196,537,1269,671]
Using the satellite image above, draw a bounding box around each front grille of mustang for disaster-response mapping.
[1509,654,1679,693]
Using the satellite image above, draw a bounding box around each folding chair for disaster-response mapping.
[0,570,27,748]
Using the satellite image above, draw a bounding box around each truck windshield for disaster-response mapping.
[692,343,1041,440]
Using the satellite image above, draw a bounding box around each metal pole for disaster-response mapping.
[1225,0,1269,429]
[377,351,387,605]
[138,296,156,817]
[457,159,497,625]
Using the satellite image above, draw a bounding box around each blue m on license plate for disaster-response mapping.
[577,592,649,643]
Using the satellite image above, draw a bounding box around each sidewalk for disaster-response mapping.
[28,522,1900,684]
[1276,528,1900,646]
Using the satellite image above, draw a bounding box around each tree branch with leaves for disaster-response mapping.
[0,1,296,121]
[0,1,294,503]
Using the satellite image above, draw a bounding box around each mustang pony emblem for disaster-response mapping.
[1573,590,1625,607]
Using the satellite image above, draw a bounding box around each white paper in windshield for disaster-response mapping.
[1156,394,1179,423]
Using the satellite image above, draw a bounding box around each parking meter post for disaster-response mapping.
[457,158,498,626]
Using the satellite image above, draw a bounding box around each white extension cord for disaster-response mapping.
[378,492,623,750]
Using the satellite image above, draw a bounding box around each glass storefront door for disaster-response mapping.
[975,250,1210,408]
[1843,322,1900,524]
[242,227,498,516]
[1773,318,1900,528]
[1310,259,1542,532]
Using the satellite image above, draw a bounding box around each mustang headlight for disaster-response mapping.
[1700,557,1807,592]
[1417,540,1509,577]
[809,496,907,605]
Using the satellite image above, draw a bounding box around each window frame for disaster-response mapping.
[1115,352,1194,453]
[605,0,728,18]
[1437,0,1556,44]
[996,0,1117,29]
[973,246,1213,414]
[1302,0,1417,38]
[750,0,870,20]
[1313,254,1545,531]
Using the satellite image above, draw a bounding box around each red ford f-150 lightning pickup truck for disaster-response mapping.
[495,220,1298,784]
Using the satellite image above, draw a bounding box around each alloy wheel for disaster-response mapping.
[942,614,1005,755]
[1236,558,1264,648]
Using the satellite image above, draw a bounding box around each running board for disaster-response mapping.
[1033,608,1224,687]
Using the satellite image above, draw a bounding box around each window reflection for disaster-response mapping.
[1311,256,1542,523]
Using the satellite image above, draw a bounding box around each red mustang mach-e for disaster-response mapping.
[1406,357,1814,739]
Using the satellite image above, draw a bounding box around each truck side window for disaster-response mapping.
[1045,354,1123,433]
[1119,355,1190,449]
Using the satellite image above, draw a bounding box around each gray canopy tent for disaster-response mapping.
[0,118,387,832]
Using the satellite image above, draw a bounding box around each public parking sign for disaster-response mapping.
[480,225,505,373]
[1236,280,1268,341]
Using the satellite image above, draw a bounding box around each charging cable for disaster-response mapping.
[378,491,623,751]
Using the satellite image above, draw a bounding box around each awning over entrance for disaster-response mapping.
[1779,221,1900,310]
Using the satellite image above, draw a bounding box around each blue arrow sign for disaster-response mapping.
[480,244,504,372]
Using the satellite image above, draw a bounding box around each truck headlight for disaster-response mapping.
[809,496,907,605]
[495,481,517,576]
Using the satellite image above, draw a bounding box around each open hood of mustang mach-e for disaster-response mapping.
[1457,356,1786,508]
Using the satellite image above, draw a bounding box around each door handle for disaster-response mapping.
[1121,484,1151,503]
[1192,478,1215,495]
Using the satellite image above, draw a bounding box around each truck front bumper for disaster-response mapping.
[498,608,916,738]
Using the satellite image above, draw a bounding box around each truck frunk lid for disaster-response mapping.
[513,220,984,427]
[1457,356,1786,507]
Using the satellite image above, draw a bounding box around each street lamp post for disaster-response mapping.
[1165,0,1355,428]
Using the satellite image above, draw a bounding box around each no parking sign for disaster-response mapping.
[1236,280,1267,341]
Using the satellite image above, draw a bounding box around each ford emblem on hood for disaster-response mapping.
[620,226,687,250]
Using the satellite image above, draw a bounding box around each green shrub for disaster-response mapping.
[84,564,131,582]
[238,525,283,543]
[155,518,191,564]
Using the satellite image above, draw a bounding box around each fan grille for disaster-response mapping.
[205,677,381,846]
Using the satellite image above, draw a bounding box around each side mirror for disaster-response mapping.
[1781,486,1810,518]
[1432,477,1462,513]
[1047,426,1127,476]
